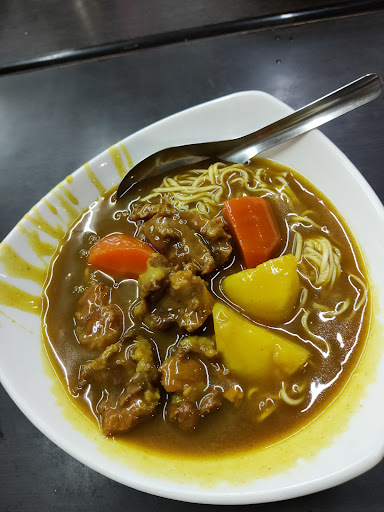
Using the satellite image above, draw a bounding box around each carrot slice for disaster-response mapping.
[88,234,154,277]
[223,196,281,268]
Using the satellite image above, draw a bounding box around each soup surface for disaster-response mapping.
[43,158,370,457]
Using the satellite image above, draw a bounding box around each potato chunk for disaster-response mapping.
[222,254,300,324]
[213,303,309,381]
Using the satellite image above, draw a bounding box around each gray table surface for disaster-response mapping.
[1,8,384,511]
[0,0,361,71]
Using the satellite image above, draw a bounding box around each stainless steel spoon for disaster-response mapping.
[116,74,382,199]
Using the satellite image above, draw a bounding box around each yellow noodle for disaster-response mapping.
[313,299,351,319]
[293,232,303,261]
[292,381,307,394]
[247,387,259,400]
[298,236,341,289]
[298,287,308,309]
[290,214,322,230]
[301,310,330,356]
[139,162,296,214]
[258,400,277,422]
[349,274,368,311]
[314,303,329,312]
[280,382,306,406]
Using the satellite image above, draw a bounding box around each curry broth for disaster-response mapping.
[42,158,370,457]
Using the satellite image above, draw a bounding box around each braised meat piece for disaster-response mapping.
[75,283,123,350]
[131,200,232,274]
[134,254,214,332]
[179,210,233,268]
[159,336,243,430]
[130,201,173,222]
[167,400,198,431]
[77,334,160,436]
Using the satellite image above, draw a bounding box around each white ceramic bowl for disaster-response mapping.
[1,91,384,505]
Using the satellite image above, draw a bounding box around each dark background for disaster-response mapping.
[1,2,384,510]
[0,0,354,68]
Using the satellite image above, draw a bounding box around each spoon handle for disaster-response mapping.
[220,74,383,163]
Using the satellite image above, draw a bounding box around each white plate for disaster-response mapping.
[1,91,384,505]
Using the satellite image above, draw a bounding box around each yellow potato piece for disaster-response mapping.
[222,254,300,324]
[213,303,309,381]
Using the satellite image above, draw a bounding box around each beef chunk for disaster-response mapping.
[77,333,160,436]
[134,254,214,332]
[75,283,123,351]
[159,336,243,430]
[131,200,232,274]
[199,388,224,415]
[167,400,199,430]
[160,352,205,392]
[130,201,173,222]
[179,210,233,268]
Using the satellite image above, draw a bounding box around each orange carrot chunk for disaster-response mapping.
[88,234,154,277]
[223,196,281,268]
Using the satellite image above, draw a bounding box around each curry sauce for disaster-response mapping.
[42,159,370,457]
